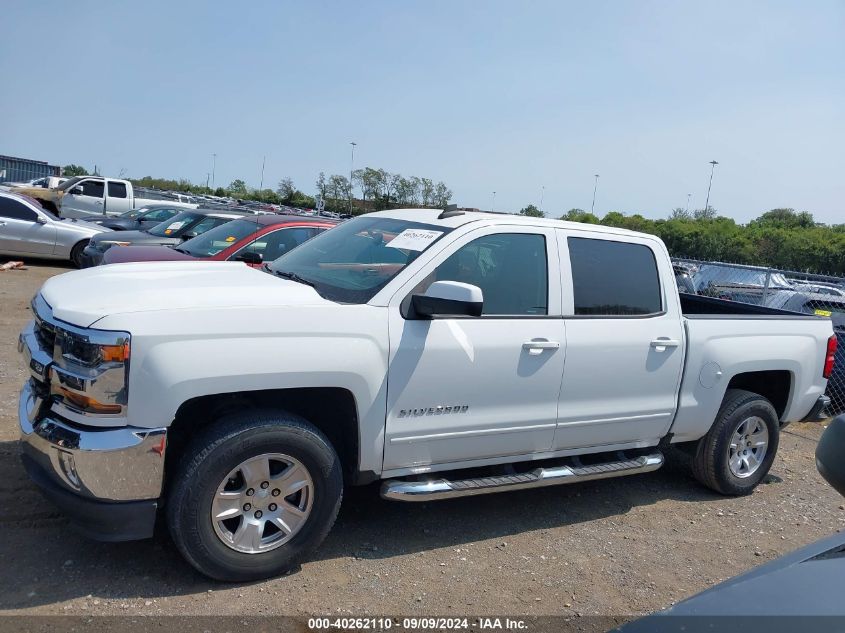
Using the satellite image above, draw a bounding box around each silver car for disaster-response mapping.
[0,191,110,268]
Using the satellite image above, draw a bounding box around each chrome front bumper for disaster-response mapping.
[19,380,167,501]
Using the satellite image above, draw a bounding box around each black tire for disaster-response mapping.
[166,410,343,581]
[70,240,89,268]
[691,388,780,495]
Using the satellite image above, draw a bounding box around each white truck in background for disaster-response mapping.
[12,176,196,218]
[18,208,835,581]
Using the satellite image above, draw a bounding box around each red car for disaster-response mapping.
[102,215,338,267]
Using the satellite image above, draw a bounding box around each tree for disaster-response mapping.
[560,208,599,223]
[228,179,247,194]
[433,182,452,207]
[395,176,420,205]
[669,207,691,220]
[276,177,295,201]
[419,178,435,207]
[519,204,544,218]
[62,164,88,177]
[315,172,329,202]
[692,206,717,221]
[752,208,815,230]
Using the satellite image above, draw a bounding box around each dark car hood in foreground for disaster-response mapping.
[618,531,845,631]
[103,245,195,265]
[90,229,182,248]
[89,218,140,231]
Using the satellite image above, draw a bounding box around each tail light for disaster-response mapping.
[824,334,837,379]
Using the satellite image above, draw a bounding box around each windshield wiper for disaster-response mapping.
[273,270,316,288]
[172,247,188,254]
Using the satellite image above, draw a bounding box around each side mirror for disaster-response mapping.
[412,281,483,319]
[236,251,263,265]
[70,187,84,196]
[816,415,845,497]
[34,215,48,224]
[181,232,198,240]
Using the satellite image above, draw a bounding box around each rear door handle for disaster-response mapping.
[523,339,560,355]
[650,338,680,351]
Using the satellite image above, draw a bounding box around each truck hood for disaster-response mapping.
[40,261,333,327]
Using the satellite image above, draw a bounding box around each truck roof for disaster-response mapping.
[368,208,653,240]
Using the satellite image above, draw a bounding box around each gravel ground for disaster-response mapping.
[0,261,843,618]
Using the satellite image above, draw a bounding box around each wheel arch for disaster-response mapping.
[724,369,792,420]
[164,387,363,493]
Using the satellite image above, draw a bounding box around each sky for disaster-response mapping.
[2,1,843,223]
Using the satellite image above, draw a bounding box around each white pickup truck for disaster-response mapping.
[12,176,196,219]
[18,208,835,581]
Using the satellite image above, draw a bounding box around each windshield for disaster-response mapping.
[57,176,85,191]
[147,211,201,237]
[121,207,149,219]
[179,218,262,258]
[269,216,451,303]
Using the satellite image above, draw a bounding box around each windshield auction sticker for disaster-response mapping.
[386,229,444,251]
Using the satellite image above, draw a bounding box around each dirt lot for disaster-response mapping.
[0,261,843,619]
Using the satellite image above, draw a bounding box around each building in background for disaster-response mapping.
[0,154,60,184]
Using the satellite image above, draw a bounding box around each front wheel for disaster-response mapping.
[70,240,89,268]
[691,389,780,495]
[166,411,343,581]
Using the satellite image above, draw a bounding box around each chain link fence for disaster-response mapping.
[673,257,845,414]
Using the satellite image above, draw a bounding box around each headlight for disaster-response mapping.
[99,240,131,248]
[57,328,130,367]
[51,325,131,416]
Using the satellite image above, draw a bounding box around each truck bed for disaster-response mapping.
[680,292,818,319]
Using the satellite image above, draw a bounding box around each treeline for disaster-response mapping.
[555,207,845,275]
[126,168,452,216]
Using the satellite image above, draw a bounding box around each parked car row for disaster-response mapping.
[0,190,337,269]
[103,214,337,267]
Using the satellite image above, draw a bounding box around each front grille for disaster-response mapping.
[31,295,56,353]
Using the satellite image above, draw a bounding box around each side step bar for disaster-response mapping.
[380,452,664,501]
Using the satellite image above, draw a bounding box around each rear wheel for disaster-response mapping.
[70,240,89,268]
[166,410,343,581]
[691,389,780,495]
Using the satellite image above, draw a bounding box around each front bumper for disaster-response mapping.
[19,381,166,540]
[80,244,104,267]
[19,306,167,541]
[800,394,831,423]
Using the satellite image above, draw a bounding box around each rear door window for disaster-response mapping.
[568,237,662,316]
[107,181,128,198]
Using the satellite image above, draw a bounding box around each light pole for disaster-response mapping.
[591,174,599,214]
[211,153,217,190]
[349,142,357,214]
[491,191,496,213]
[539,185,545,213]
[205,173,210,189]
[704,160,719,215]
[686,193,692,213]
[259,155,265,191]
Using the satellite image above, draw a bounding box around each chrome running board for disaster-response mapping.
[380,452,664,501]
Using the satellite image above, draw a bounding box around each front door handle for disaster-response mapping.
[650,338,681,351]
[523,339,560,355]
